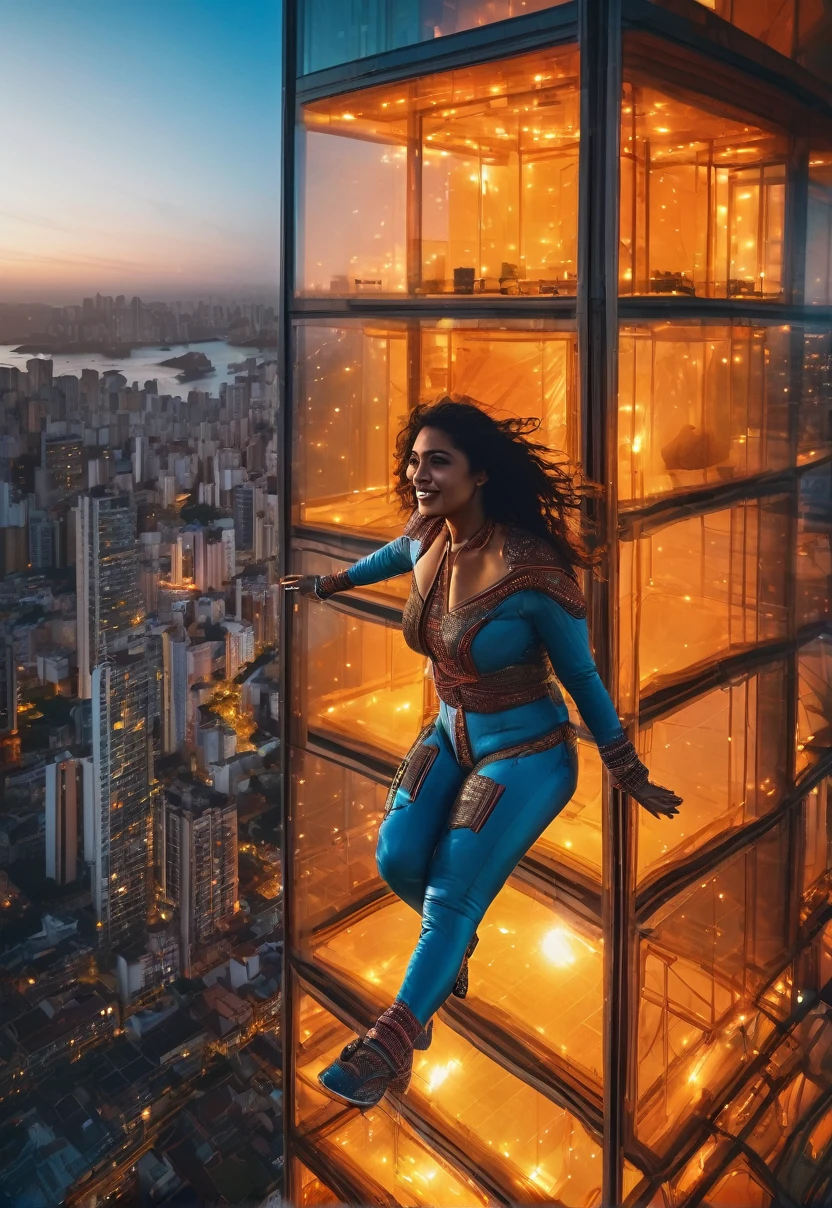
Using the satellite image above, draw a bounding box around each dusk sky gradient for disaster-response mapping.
[0,0,282,302]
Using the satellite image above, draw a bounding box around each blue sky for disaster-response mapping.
[0,0,282,300]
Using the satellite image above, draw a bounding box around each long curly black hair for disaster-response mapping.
[393,398,601,572]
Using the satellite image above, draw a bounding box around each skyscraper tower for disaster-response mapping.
[74,491,144,699]
[90,653,151,954]
[74,490,151,955]
[161,781,238,975]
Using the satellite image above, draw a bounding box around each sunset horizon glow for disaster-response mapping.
[0,0,282,303]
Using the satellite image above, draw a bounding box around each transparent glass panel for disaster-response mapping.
[410,1019,603,1206]
[797,463,832,627]
[690,0,794,55]
[619,497,791,708]
[293,1159,341,1207]
[636,823,791,1150]
[293,318,577,540]
[292,581,432,761]
[699,1159,774,1207]
[807,154,832,305]
[301,0,571,74]
[620,82,787,300]
[293,321,408,539]
[312,884,605,1083]
[618,323,791,504]
[688,1,832,83]
[797,633,832,773]
[295,986,490,1205]
[298,45,579,298]
[636,663,789,881]
[800,328,832,458]
[290,746,387,943]
[803,779,831,894]
[420,323,577,454]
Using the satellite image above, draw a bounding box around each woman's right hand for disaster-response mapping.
[280,574,320,599]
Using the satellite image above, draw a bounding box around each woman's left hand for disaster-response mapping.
[631,782,682,819]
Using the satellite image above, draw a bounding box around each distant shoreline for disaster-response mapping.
[10,333,277,358]
[10,336,224,357]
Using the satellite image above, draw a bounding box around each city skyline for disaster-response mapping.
[0,0,282,301]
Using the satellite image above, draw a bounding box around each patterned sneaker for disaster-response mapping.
[318,1001,424,1108]
[452,932,480,999]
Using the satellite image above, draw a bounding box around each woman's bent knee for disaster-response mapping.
[376,829,426,901]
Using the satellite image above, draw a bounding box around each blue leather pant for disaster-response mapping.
[376,703,578,1026]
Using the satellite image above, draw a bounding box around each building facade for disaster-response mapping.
[74,490,145,699]
[162,782,239,976]
[90,652,151,955]
[44,753,83,885]
[279,2,832,1205]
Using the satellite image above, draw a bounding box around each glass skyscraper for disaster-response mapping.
[278,2,832,1204]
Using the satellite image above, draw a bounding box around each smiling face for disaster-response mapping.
[406,426,487,518]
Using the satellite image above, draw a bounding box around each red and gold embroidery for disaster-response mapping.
[384,724,436,818]
[449,774,506,833]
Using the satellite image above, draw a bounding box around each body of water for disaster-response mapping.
[0,338,264,397]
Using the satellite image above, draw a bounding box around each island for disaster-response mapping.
[10,336,221,357]
[158,350,215,382]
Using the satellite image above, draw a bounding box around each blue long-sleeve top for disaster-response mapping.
[318,522,646,788]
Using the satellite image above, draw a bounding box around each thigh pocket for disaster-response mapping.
[449,774,506,834]
[384,727,439,818]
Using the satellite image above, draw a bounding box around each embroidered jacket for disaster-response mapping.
[316,513,648,792]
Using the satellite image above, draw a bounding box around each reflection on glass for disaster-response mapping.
[297,591,432,760]
[807,154,832,304]
[301,0,570,74]
[618,324,791,503]
[620,83,787,299]
[637,665,788,880]
[421,323,576,450]
[411,1021,603,1207]
[313,885,605,1081]
[619,498,790,708]
[295,987,490,1205]
[803,779,830,896]
[797,634,832,774]
[298,45,579,297]
[689,0,832,83]
[797,463,832,626]
[800,329,832,457]
[294,319,577,540]
[637,823,791,1149]
[293,322,407,538]
[294,1161,340,1207]
[537,737,603,875]
[697,1159,774,1207]
[291,747,387,942]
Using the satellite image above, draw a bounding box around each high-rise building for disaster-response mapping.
[193,527,229,592]
[233,483,255,551]
[0,627,16,735]
[26,357,52,392]
[161,781,238,976]
[28,509,54,569]
[55,374,80,413]
[279,3,832,1205]
[89,652,151,954]
[161,628,188,754]
[43,435,84,497]
[74,491,144,699]
[45,753,83,885]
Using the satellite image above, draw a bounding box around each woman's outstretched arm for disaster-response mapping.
[521,584,681,818]
[282,536,416,601]
[316,537,415,598]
